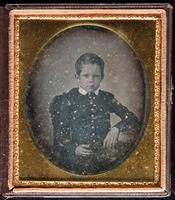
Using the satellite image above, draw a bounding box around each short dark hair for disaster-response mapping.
[75,53,104,79]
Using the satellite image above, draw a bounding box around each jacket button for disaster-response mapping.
[89,100,93,104]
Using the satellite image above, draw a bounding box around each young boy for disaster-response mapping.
[50,53,138,175]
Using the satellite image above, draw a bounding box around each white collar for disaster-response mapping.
[78,87,99,95]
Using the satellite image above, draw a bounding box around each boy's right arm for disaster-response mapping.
[50,95,94,157]
[50,95,78,156]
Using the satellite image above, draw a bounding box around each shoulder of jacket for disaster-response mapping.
[67,88,78,95]
[99,90,114,99]
[51,93,65,103]
[50,95,63,112]
[66,88,79,102]
[51,88,78,106]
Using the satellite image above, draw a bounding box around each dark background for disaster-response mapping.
[0,0,174,200]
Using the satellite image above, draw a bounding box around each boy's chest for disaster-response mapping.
[68,95,111,120]
[67,95,112,143]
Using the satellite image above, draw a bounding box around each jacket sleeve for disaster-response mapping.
[109,98,139,132]
[50,95,77,155]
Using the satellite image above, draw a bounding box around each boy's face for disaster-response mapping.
[77,64,102,93]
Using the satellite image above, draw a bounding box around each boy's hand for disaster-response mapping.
[103,127,119,151]
[75,144,93,156]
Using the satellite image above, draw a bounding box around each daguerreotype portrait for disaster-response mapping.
[5,4,172,198]
[26,25,145,175]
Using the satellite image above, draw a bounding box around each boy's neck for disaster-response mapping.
[78,87,99,95]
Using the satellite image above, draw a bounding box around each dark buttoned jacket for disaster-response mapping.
[50,88,138,174]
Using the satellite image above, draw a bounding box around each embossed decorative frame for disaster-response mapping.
[7,4,172,198]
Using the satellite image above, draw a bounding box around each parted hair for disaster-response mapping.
[75,53,104,79]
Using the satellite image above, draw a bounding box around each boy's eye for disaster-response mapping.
[82,74,101,78]
[93,75,100,78]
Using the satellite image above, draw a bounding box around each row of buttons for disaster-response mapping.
[89,95,96,133]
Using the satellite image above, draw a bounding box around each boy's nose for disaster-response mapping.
[88,76,93,82]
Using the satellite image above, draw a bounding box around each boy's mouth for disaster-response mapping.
[88,86,94,89]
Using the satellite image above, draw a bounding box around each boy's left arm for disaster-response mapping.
[103,97,139,149]
[111,98,139,133]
